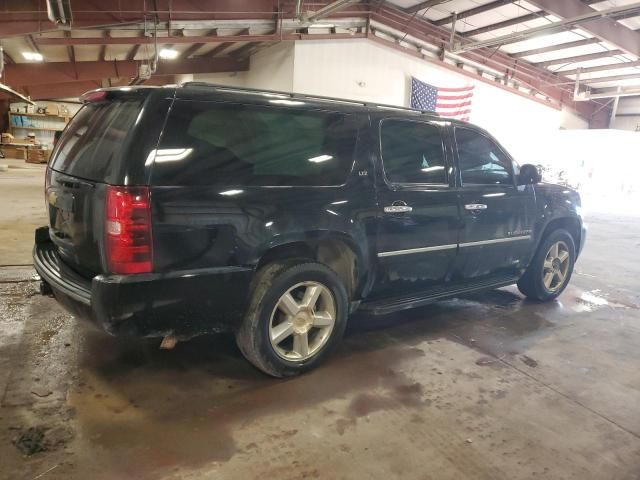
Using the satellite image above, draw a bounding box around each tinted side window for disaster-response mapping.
[151,101,358,186]
[455,128,513,186]
[380,120,447,184]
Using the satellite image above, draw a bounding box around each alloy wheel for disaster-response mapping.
[542,240,571,292]
[269,281,336,361]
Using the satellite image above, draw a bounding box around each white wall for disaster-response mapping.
[612,96,640,132]
[612,116,640,131]
[192,43,295,91]
[291,39,570,165]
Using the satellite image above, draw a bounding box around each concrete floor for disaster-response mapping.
[1,163,639,480]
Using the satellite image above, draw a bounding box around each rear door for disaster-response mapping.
[371,117,460,299]
[46,96,149,276]
[452,126,536,282]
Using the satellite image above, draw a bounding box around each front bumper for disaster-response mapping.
[33,232,254,337]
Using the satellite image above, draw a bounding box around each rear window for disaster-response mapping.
[151,100,358,186]
[50,100,142,182]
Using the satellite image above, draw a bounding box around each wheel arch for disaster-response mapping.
[255,232,369,301]
[539,217,582,252]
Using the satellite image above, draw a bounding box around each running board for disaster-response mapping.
[359,277,519,316]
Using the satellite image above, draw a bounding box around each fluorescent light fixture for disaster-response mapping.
[22,52,43,61]
[308,154,333,163]
[219,189,244,196]
[159,48,179,59]
[421,166,444,172]
[269,99,305,106]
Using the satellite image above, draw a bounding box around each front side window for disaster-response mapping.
[455,128,513,186]
[151,101,358,186]
[380,119,447,185]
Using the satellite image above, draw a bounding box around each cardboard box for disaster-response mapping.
[27,148,50,164]
[46,104,60,116]
[1,145,27,160]
[1,132,14,144]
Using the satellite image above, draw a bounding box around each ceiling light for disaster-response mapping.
[159,48,179,59]
[22,52,43,61]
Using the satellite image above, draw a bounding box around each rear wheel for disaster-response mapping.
[236,261,348,377]
[517,229,575,301]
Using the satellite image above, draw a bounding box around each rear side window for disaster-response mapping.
[380,119,447,184]
[50,100,142,182]
[151,101,358,186]
[455,127,513,186]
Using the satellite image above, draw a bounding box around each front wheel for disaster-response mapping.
[517,229,575,301]
[236,261,349,377]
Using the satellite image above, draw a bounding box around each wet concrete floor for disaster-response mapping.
[1,165,640,479]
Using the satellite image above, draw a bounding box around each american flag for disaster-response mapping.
[410,77,474,122]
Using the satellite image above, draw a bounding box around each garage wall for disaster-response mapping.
[291,39,579,164]
[192,43,294,91]
[612,96,640,132]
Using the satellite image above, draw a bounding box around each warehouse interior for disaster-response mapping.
[1,1,639,479]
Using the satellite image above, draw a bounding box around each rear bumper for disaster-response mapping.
[33,231,254,337]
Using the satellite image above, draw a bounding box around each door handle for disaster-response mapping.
[384,201,412,214]
[464,203,488,211]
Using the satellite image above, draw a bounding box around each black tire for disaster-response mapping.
[236,260,349,377]
[517,228,576,301]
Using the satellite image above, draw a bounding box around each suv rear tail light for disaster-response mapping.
[105,186,153,274]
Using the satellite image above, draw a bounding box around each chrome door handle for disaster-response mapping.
[465,203,488,211]
[384,202,412,213]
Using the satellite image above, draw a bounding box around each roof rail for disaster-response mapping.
[180,81,439,116]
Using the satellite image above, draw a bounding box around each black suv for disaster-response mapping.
[34,83,586,377]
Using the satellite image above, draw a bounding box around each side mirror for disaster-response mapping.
[518,164,541,185]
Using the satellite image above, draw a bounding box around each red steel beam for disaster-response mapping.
[526,0,640,58]
[3,57,249,87]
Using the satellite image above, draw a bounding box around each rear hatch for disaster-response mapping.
[46,94,148,277]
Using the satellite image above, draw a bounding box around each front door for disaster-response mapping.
[452,126,536,282]
[372,118,460,299]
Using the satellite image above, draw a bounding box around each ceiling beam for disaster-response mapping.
[127,44,141,61]
[181,28,217,58]
[511,37,602,58]
[560,59,640,76]
[525,0,640,58]
[580,72,640,84]
[462,11,544,37]
[404,0,450,14]
[36,32,276,46]
[460,0,608,37]
[452,3,640,53]
[64,31,76,64]
[434,0,516,26]
[3,57,249,87]
[231,42,260,58]
[532,49,624,68]
[99,31,110,61]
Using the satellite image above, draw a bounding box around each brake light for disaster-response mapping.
[81,90,107,103]
[105,186,153,274]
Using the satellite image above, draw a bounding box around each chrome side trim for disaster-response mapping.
[377,244,457,258]
[377,235,531,258]
[460,235,531,248]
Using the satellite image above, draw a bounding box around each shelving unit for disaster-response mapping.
[8,111,69,147]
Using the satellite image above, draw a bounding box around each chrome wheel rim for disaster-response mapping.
[269,281,336,361]
[543,240,570,292]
